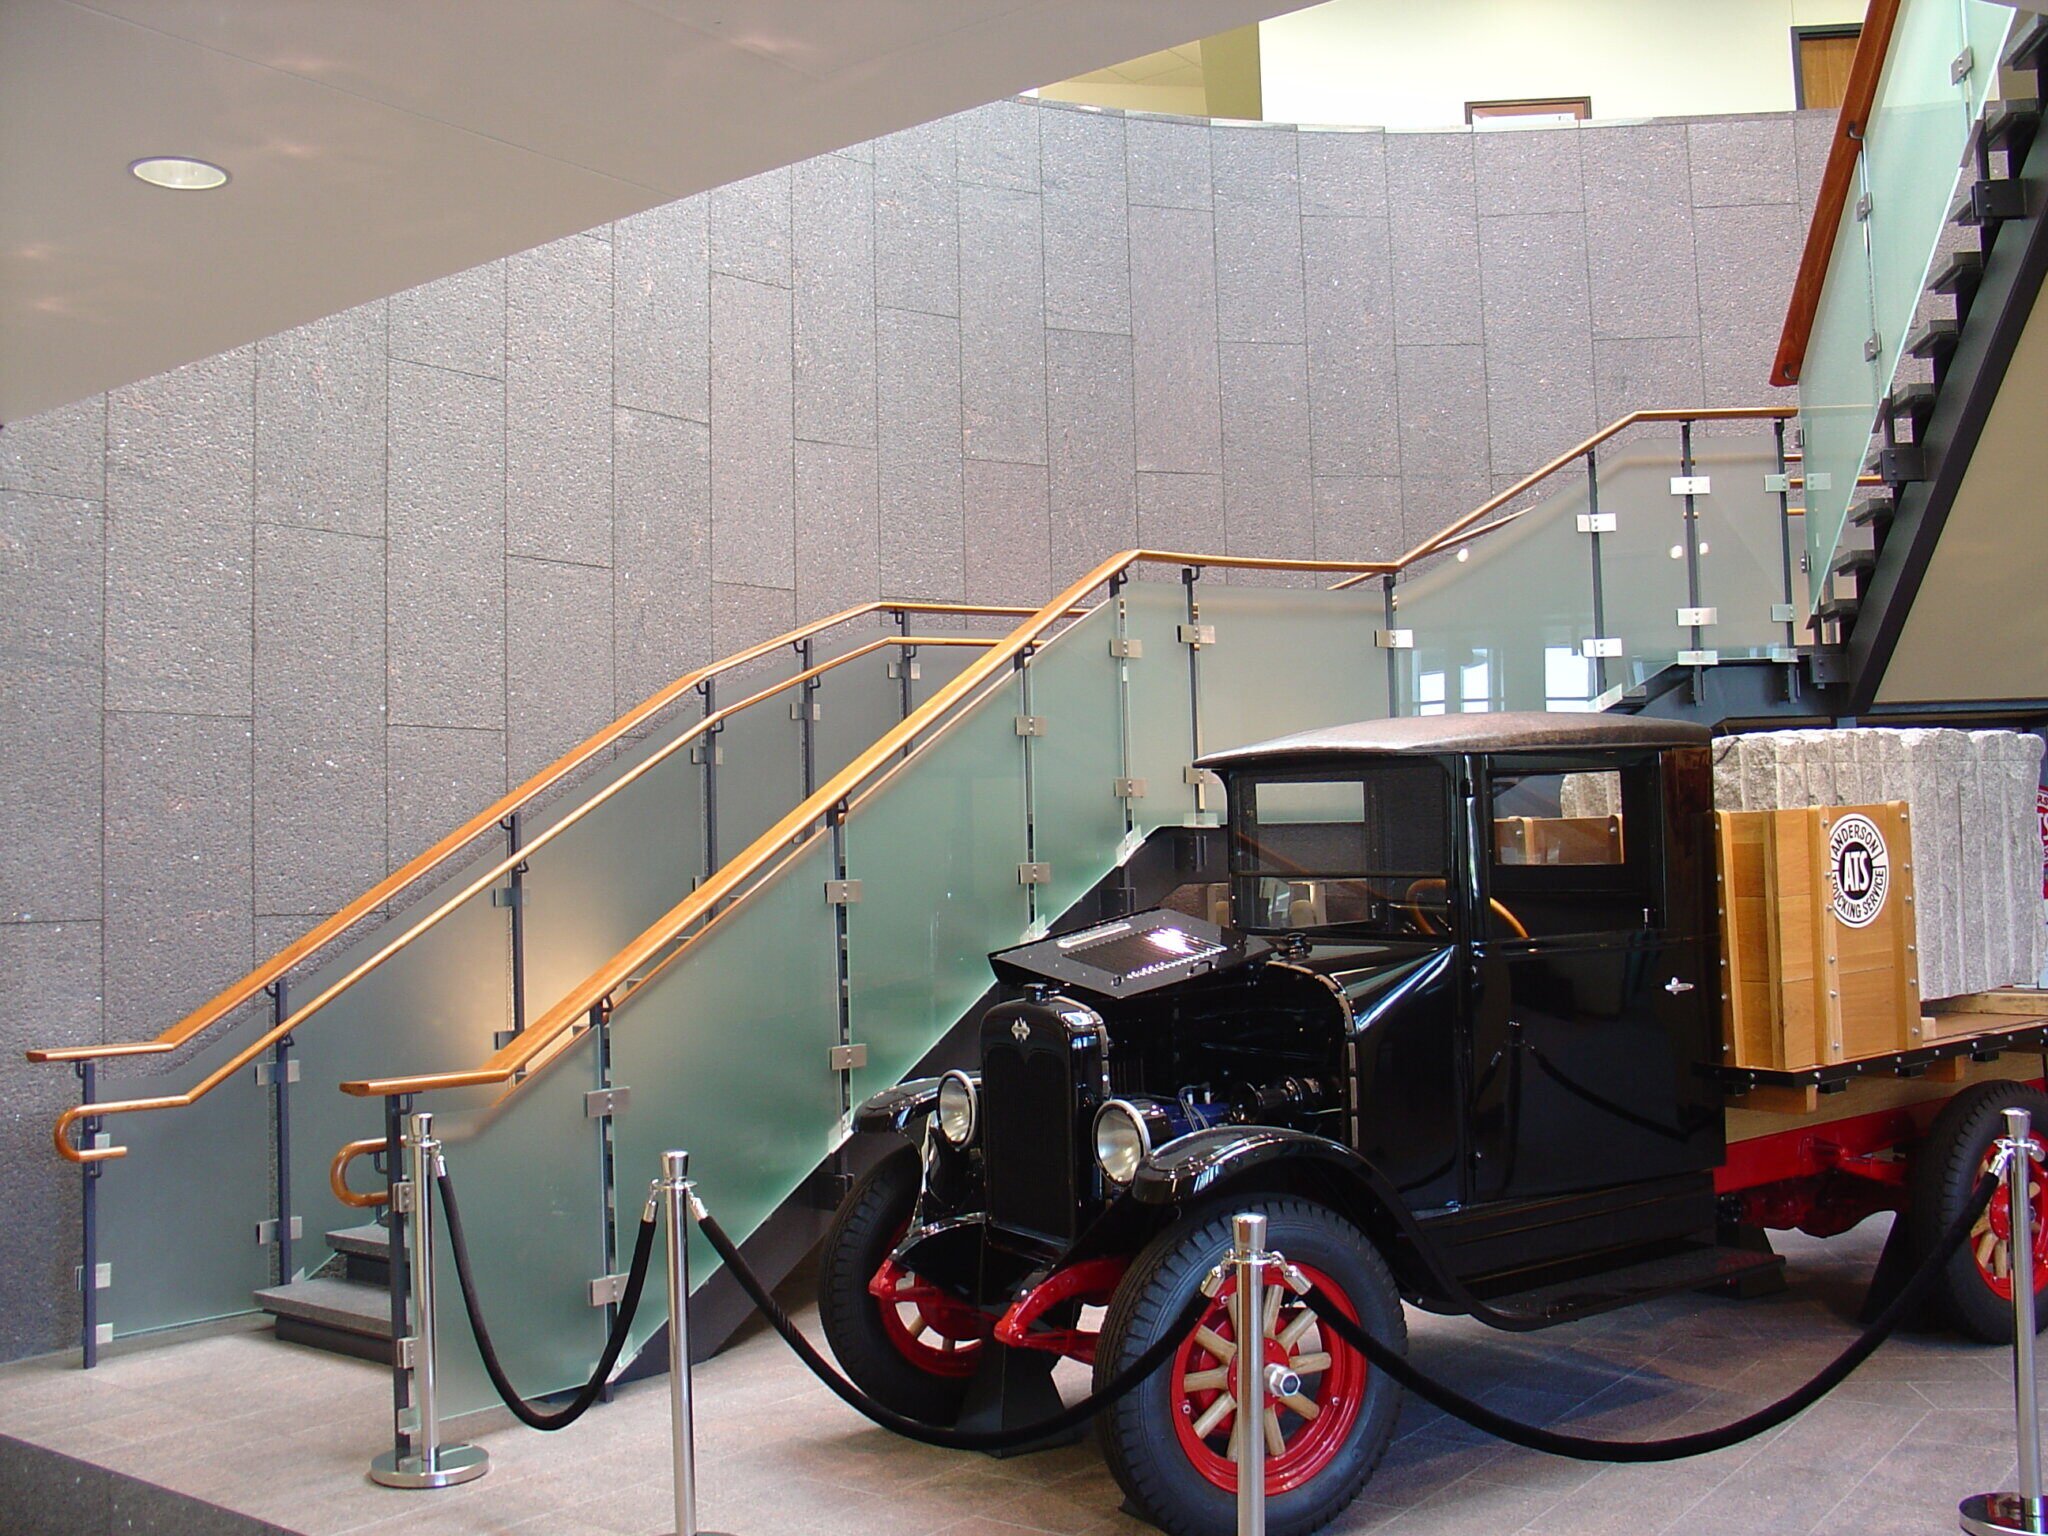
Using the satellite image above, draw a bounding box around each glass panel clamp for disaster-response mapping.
[1113,777,1147,799]
[1017,863,1051,887]
[1177,623,1215,648]
[1678,649,1720,666]
[1669,475,1711,496]
[1576,512,1616,534]
[255,1217,303,1245]
[824,879,862,906]
[1763,473,1791,494]
[253,1058,301,1086]
[584,1087,631,1120]
[1014,715,1047,737]
[1579,637,1623,658]
[1109,637,1143,658]
[827,1044,868,1072]
[1374,628,1413,650]
[1677,607,1718,627]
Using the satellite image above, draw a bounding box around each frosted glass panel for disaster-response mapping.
[1024,607,1127,924]
[99,1016,273,1334]
[428,1031,610,1417]
[1587,437,1695,688]
[1197,586,1387,749]
[844,682,1031,1103]
[814,644,905,787]
[713,660,805,864]
[1690,432,1795,659]
[1123,581,1198,828]
[609,836,843,1361]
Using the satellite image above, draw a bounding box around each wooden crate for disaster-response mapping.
[1718,802,1920,1070]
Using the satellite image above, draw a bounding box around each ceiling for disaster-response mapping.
[0,0,1305,422]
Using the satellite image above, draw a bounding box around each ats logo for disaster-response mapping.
[1828,813,1890,929]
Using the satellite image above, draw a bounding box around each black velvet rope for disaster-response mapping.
[436,1168,658,1431]
[1297,1170,2001,1463]
[696,1208,1207,1452]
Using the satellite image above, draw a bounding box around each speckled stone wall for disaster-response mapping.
[0,98,1830,1361]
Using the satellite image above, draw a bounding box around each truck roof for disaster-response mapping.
[1197,711,1710,768]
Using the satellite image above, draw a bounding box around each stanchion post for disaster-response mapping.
[1232,1212,1267,1536]
[660,1150,733,1536]
[1961,1107,2045,1536]
[370,1112,490,1490]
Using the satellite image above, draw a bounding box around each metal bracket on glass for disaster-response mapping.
[1767,645,1800,663]
[390,1179,415,1215]
[1854,191,1873,222]
[827,1043,868,1073]
[1374,628,1413,650]
[75,1262,110,1292]
[1014,714,1047,737]
[1576,512,1616,534]
[393,1337,417,1371]
[1177,623,1215,648]
[1771,602,1798,623]
[1109,637,1143,659]
[824,879,862,906]
[1678,649,1720,666]
[1863,334,1881,362]
[1677,606,1718,628]
[587,1273,631,1308]
[253,1058,302,1087]
[1184,765,1222,790]
[584,1087,632,1120]
[1951,45,1974,84]
[1763,473,1791,494]
[254,1217,303,1246]
[1580,637,1623,659]
[1669,475,1711,496]
[1114,777,1147,799]
[489,886,524,909]
[790,699,821,721]
[1017,862,1051,887]
[688,741,724,766]
[886,659,921,681]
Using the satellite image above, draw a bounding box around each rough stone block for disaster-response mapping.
[1046,328,1136,585]
[960,185,1047,465]
[796,440,880,624]
[1044,173,1130,336]
[1688,117,1798,208]
[1,394,105,501]
[875,118,959,317]
[1395,345,1489,482]
[255,302,386,538]
[710,275,795,589]
[1127,116,1212,210]
[508,237,613,566]
[1593,337,1706,422]
[388,726,506,874]
[1303,217,1396,478]
[709,166,792,288]
[1313,477,1403,564]
[1214,131,1304,344]
[1137,472,1224,563]
[1220,342,1313,587]
[614,407,712,708]
[1130,205,1222,476]
[964,459,1051,606]
[1298,129,1387,218]
[877,308,964,600]
[389,260,506,377]
[1474,125,1583,215]
[507,559,616,783]
[794,156,876,448]
[615,197,710,423]
[957,100,1040,192]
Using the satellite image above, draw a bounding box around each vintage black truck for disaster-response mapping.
[818,713,2048,1536]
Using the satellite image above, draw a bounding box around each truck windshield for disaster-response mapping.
[1229,763,1452,936]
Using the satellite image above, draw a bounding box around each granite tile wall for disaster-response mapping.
[0,100,1826,1361]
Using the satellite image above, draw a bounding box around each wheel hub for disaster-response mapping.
[1972,1137,2048,1300]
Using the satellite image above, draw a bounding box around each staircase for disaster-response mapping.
[255,1224,394,1364]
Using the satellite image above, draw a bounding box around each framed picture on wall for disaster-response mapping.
[1465,96,1592,126]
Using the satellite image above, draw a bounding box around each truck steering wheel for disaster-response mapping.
[1402,878,1530,940]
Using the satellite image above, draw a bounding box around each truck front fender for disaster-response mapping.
[1129,1124,1405,1210]
[852,1076,942,1137]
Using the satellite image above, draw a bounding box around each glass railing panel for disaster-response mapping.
[289,888,515,1264]
[1122,580,1199,828]
[608,834,842,1362]
[1196,585,1389,748]
[1963,0,2017,119]
[1394,479,1599,713]
[428,1028,610,1417]
[844,679,1031,1105]
[1584,437,1697,690]
[1797,211,1883,582]
[520,734,705,1040]
[1688,431,1796,661]
[1020,607,1127,926]
[711,653,805,864]
[98,1021,273,1334]
[813,643,905,787]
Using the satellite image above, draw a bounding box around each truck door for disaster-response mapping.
[1466,749,1722,1203]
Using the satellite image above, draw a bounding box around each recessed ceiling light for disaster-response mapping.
[130,156,229,191]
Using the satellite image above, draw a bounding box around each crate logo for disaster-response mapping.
[1829,813,1890,928]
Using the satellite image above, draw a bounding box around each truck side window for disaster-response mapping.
[1485,758,1657,940]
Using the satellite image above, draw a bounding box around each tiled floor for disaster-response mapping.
[0,1217,2032,1536]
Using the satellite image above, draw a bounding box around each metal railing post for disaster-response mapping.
[265,976,296,1284]
[658,1150,731,1536]
[1961,1106,2046,1536]
[1232,1211,1267,1536]
[76,1060,102,1368]
[370,1111,489,1489]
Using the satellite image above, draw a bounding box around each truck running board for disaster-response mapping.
[1476,1242,1786,1329]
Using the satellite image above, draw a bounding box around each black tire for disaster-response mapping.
[818,1145,975,1423]
[1907,1080,2048,1343]
[1094,1199,1405,1536]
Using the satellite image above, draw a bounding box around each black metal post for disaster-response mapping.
[698,679,719,884]
[1016,649,1039,929]
[383,1092,413,1462]
[1380,573,1400,714]
[1182,567,1205,817]
[1108,571,1135,843]
[593,1001,618,1402]
[76,1060,100,1368]
[796,637,818,800]
[829,804,854,1129]
[1772,417,1803,702]
[268,976,295,1283]
[1585,447,1610,699]
[1680,420,1705,703]
[503,813,528,1039]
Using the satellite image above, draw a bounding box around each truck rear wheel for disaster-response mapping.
[819,1145,984,1422]
[1908,1081,2048,1343]
[1093,1199,1404,1536]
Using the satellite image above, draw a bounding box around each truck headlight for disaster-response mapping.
[1094,1099,1153,1185]
[936,1071,978,1147]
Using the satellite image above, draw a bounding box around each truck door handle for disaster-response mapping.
[1664,977,1695,995]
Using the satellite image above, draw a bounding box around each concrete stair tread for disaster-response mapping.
[253,1275,392,1338]
[326,1224,389,1261]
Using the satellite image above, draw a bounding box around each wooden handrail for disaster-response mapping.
[24,599,1052,1072]
[43,634,1001,1161]
[1771,0,1904,387]
[330,1138,387,1210]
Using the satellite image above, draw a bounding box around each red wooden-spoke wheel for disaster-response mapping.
[872,1227,985,1378]
[1972,1137,2048,1302]
[1169,1262,1368,1495]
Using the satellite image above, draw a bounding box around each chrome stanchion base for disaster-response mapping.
[1962,1492,2048,1536]
[369,1443,491,1489]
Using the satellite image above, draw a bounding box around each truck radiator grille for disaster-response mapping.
[982,1043,1077,1239]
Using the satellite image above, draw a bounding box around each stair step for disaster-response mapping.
[1883,382,1939,425]
[1984,98,2041,160]
[327,1223,389,1260]
[1848,494,1896,532]
[2008,12,2048,73]
[1480,1243,1786,1327]
[1831,545,1877,583]
[254,1275,393,1339]
[1817,589,1862,624]
[1907,317,1960,363]
[1930,249,1985,319]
